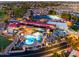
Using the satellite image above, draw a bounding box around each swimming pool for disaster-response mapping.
[33,15,62,20]
[33,15,51,20]
[24,35,36,45]
[24,32,43,45]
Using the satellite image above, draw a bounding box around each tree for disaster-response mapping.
[53,52,61,57]
[71,24,78,32]
[71,15,79,22]
[66,35,79,50]
[13,8,24,18]
[0,9,10,23]
[0,10,6,18]
[48,10,56,15]
[61,13,71,20]
[12,5,27,18]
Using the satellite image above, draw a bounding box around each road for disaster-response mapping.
[0,41,69,57]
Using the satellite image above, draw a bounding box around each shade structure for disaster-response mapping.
[47,21,68,30]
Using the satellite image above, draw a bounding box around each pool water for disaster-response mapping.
[33,15,62,20]
[33,15,52,20]
[24,35,36,45]
[24,34,42,45]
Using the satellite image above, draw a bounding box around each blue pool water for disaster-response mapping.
[33,15,52,20]
[33,15,62,20]
[24,35,42,45]
[24,35,36,45]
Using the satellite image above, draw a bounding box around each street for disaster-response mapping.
[0,41,69,57]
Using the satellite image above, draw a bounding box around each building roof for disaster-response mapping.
[47,21,68,30]
[0,23,6,30]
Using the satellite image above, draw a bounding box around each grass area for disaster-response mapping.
[0,35,12,52]
[0,10,6,18]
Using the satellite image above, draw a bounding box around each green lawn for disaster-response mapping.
[0,10,6,18]
[0,35,12,52]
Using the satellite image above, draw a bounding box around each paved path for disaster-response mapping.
[1,41,69,57]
